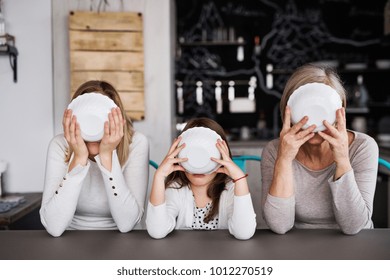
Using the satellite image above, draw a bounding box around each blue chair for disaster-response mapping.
[378,157,390,171]
[149,160,159,169]
[232,155,262,172]
[232,155,390,172]
[151,156,389,172]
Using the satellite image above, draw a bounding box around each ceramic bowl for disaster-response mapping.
[178,127,222,174]
[67,92,118,142]
[287,83,342,132]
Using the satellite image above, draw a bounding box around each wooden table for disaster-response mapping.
[0,193,42,229]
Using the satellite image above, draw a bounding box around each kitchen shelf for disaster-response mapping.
[271,68,390,75]
[346,107,369,114]
[179,40,246,47]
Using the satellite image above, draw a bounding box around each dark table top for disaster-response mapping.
[0,193,42,226]
[1,229,389,260]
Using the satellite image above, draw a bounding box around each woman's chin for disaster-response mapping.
[86,142,100,157]
[307,133,326,145]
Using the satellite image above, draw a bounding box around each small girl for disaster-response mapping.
[146,118,256,240]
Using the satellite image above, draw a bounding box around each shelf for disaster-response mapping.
[176,79,252,86]
[346,107,369,114]
[271,68,390,75]
[179,40,246,47]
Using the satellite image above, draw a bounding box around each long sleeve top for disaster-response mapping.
[146,181,257,240]
[40,131,149,237]
[261,131,378,235]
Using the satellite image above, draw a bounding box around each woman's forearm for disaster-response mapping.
[269,157,295,198]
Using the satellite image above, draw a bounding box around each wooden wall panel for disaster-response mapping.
[69,31,143,51]
[71,71,144,92]
[70,51,144,71]
[119,91,145,112]
[69,11,142,31]
[69,11,144,121]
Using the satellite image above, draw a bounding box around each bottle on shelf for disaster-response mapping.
[254,36,261,55]
[257,111,268,139]
[266,64,274,89]
[352,75,370,108]
[385,0,390,36]
[176,81,184,114]
[215,81,223,114]
[196,81,203,105]
[236,37,244,62]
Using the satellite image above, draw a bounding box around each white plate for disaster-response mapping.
[178,127,222,174]
[67,93,118,142]
[287,83,342,132]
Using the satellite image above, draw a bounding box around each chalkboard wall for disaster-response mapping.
[175,0,390,140]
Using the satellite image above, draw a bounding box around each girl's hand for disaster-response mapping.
[150,138,187,206]
[278,106,316,162]
[212,139,249,195]
[62,109,88,163]
[212,139,245,180]
[155,137,187,179]
[318,108,351,179]
[99,107,125,157]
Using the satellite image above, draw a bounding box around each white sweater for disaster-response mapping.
[40,131,149,237]
[146,182,257,240]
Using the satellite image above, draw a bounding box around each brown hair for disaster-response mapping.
[65,80,134,166]
[280,64,347,122]
[165,118,231,223]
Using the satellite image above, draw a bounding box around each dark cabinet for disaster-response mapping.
[175,0,390,141]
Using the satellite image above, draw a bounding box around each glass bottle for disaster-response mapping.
[353,75,369,108]
[385,0,390,35]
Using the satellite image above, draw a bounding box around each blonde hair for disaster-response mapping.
[280,64,347,122]
[65,80,134,166]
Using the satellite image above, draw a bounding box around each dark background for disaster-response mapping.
[175,0,390,140]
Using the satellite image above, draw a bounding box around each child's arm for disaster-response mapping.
[146,137,187,239]
[212,140,256,239]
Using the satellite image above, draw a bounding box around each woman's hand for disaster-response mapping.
[63,109,88,166]
[99,107,125,157]
[278,106,316,162]
[318,108,352,179]
[155,137,187,179]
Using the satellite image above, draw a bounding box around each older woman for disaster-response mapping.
[261,64,378,235]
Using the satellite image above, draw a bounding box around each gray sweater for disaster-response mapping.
[261,131,378,235]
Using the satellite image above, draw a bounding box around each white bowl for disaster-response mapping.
[178,127,222,174]
[287,83,342,132]
[67,93,118,142]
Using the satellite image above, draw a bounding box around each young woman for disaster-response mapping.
[40,80,149,237]
[146,118,256,240]
[261,64,378,235]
